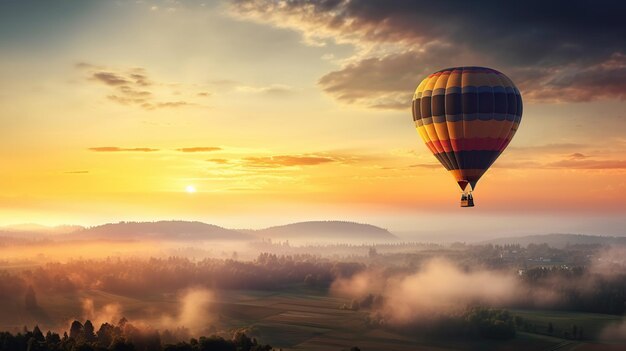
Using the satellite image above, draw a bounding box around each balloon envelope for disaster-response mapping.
[412,66,522,192]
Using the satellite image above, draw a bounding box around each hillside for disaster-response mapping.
[248,221,398,243]
[68,221,253,241]
[481,233,626,248]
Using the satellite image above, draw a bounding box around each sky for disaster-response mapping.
[1,0,625,236]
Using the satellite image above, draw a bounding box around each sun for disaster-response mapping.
[185,185,197,193]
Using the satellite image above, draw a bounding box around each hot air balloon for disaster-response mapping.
[411,67,522,207]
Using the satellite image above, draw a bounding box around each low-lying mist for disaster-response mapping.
[0,232,624,342]
[332,257,523,323]
[332,247,626,328]
[71,288,215,339]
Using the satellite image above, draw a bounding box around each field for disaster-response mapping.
[1,286,623,351]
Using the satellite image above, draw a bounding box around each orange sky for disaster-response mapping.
[1,1,624,234]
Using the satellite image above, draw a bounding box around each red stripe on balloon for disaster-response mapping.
[426,138,509,152]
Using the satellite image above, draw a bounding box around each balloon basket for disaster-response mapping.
[460,192,474,207]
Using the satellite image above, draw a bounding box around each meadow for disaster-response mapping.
[1,284,624,351]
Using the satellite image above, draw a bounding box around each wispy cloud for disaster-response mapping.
[64,170,89,174]
[177,147,222,153]
[569,152,589,160]
[546,159,626,170]
[235,83,294,95]
[206,158,229,164]
[92,72,132,86]
[243,155,336,168]
[88,147,159,152]
[409,163,441,169]
[78,63,205,110]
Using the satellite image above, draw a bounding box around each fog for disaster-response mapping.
[0,226,624,345]
[79,298,122,329]
[160,288,215,335]
[332,257,541,324]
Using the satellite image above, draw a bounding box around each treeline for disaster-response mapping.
[1,253,623,316]
[367,307,517,340]
[0,318,272,351]
[520,266,625,314]
[0,254,365,298]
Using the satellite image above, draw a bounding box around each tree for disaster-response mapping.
[32,326,45,342]
[96,323,116,347]
[45,330,61,345]
[69,320,84,339]
[83,320,96,342]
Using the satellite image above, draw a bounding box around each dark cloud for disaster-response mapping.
[92,72,130,86]
[231,0,626,108]
[177,147,222,153]
[243,155,336,167]
[88,147,159,152]
[319,52,416,109]
[319,48,463,109]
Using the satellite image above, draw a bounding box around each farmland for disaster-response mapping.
[1,286,623,351]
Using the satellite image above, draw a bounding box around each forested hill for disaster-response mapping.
[247,221,398,242]
[67,221,254,241]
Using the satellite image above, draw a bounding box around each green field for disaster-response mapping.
[1,287,624,351]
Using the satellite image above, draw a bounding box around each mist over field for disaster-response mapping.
[0,220,624,350]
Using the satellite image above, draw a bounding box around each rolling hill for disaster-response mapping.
[67,221,254,241]
[247,221,398,243]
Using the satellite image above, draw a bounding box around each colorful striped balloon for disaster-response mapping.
[411,67,523,206]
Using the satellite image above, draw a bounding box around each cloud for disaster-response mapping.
[546,159,626,170]
[507,143,587,154]
[230,0,626,108]
[78,63,202,110]
[493,158,626,170]
[569,153,589,160]
[243,154,336,167]
[93,72,130,86]
[206,158,229,164]
[235,83,294,95]
[177,147,222,153]
[151,101,191,109]
[88,147,159,152]
[408,163,440,169]
[319,51,422,109]
[64,170,89,174]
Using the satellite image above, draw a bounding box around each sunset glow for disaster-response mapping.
[0,0,624,235]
